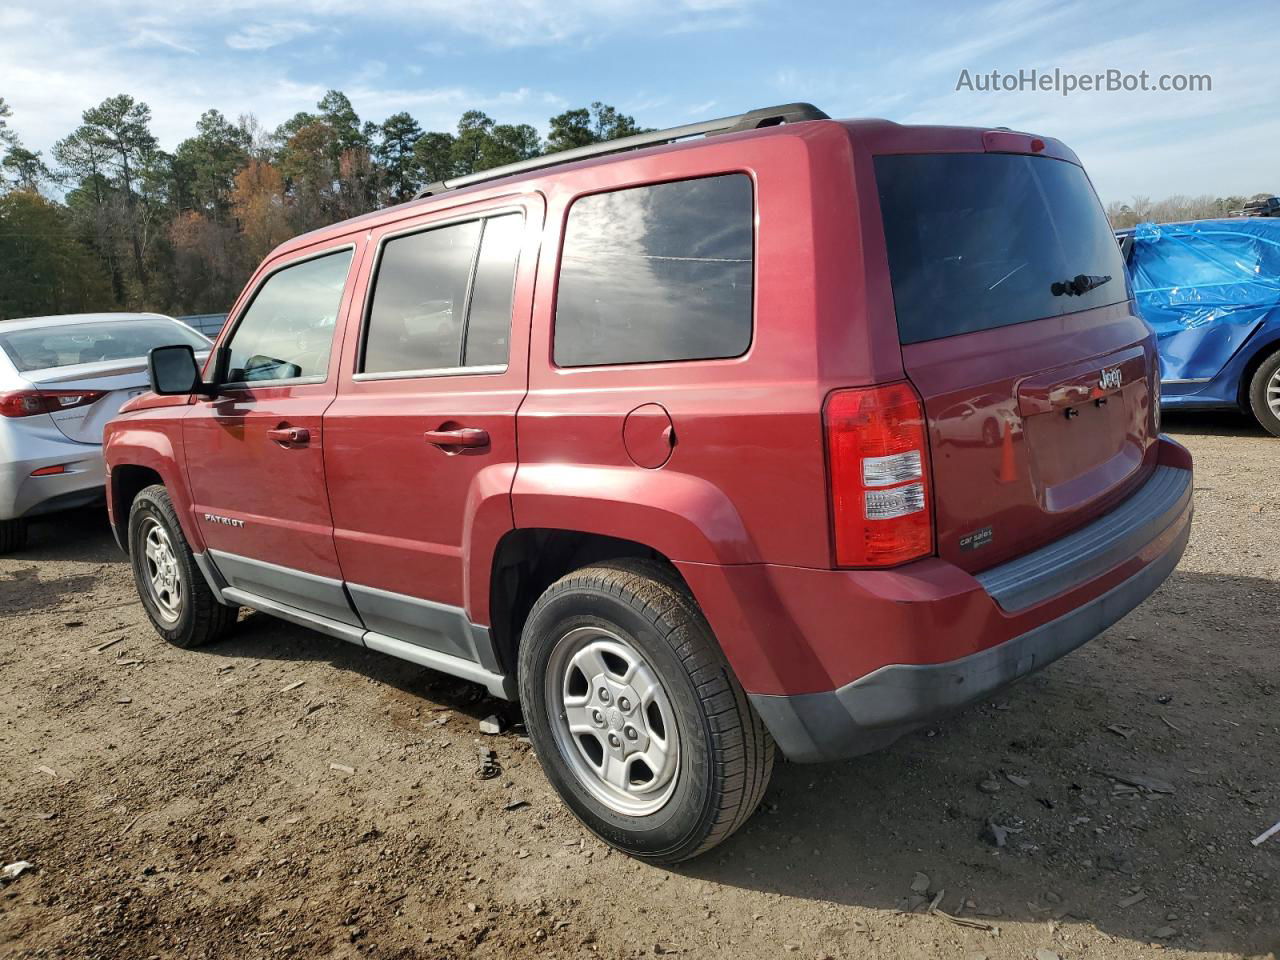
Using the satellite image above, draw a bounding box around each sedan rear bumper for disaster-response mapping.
[0,421,104,520]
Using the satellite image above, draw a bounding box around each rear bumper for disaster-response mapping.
[750,515,1188,761]
[681,436,1193,763]
[0,422,104,521]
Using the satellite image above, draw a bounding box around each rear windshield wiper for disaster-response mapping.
[1052,273,1112,297]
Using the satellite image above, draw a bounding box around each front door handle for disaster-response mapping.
[423,426,489,450]
[267,426,310,446]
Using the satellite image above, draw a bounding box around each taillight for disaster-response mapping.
[824,382,934,567]
[0,390,105,418]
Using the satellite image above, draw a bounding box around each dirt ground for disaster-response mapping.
[1,411,1277,960]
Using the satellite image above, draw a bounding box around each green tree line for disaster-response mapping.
[0,92,647,320]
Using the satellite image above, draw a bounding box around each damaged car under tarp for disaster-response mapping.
[1120,217,1280,436]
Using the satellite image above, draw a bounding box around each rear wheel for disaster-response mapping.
[981,418,1001,447]
[0,518,28,553]
[518,559,773,862]
[1247,349,1280,438]
[128,485,236,648]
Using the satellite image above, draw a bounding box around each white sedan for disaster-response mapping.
[0,313,211,551]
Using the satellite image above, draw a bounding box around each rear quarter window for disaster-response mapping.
[554,174,754,367]
[876,153,1129,344]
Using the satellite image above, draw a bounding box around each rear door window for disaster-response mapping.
[463,214,523,367]
[554,174,754,367]
[361,213,521,375]
[875,154,1128,344]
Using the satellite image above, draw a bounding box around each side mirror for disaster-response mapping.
[148,344,202,395]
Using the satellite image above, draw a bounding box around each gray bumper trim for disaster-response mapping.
[750,514,1190,763]
[976,465,1191,613]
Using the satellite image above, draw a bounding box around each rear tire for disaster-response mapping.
[981,418,1001,447]
[518,559,773,863]
[0,518,28,553]
[1247,349,1280,438]
[128,484,236,648]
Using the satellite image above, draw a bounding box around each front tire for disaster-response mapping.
[0,518,28,553]
[518,559,773,863]
[128,485,236,648]
[1247,349,1280,438]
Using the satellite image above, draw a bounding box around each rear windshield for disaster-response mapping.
[875,153,1129,344]
[0,319,208,372]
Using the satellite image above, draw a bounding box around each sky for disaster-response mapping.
[2,0,1277,204]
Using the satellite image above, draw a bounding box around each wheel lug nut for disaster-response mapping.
[624,726,638,741]
[619,697,631,711]
[591,710,604,725]
[608,734,621,748]
[598,688,611,703]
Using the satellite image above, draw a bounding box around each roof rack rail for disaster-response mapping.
[413,102,829,199]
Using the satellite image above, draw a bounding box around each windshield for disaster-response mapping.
[0,319,209,373]
[875,153,1130,344]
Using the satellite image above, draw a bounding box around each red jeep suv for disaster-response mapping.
[105,104,1193,862]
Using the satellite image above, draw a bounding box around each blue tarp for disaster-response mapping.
[1129,218,1280,381]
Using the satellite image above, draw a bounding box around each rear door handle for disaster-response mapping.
[423,427,489,449]
[267,426,310,446]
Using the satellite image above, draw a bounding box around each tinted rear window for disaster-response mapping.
[0,319,208,372]
[554,174,753,367]
[875,154,1129,344]
[363,220,481,374]
[361,213,521,375]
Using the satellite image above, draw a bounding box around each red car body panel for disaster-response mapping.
[678,437,1191,697]
[515,124,884,571]
[105,406,202,548]
[183,383,343,577]
[180,236,366,579]
[903,303,1157,574]
[322,193,544,624]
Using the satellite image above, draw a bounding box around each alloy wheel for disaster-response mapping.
[141,517,183,624]
[545,626,681,816]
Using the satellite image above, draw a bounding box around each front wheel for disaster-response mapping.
[128,484,237,648]
[518,559,773,863]
[1247,349,1280,438]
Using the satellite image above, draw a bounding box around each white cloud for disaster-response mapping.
[6,0,1275,205]
[0,9,575,156]
[773,0,1279,201]
[90,0,757,48]
[905,0,1087,75]
[127,26,199,55]
[225,22,317,51]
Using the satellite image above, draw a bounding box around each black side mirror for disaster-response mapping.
[148,344,202,395]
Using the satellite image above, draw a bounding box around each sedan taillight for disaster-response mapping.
[824,382,934,567]
[0,389,106,418]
